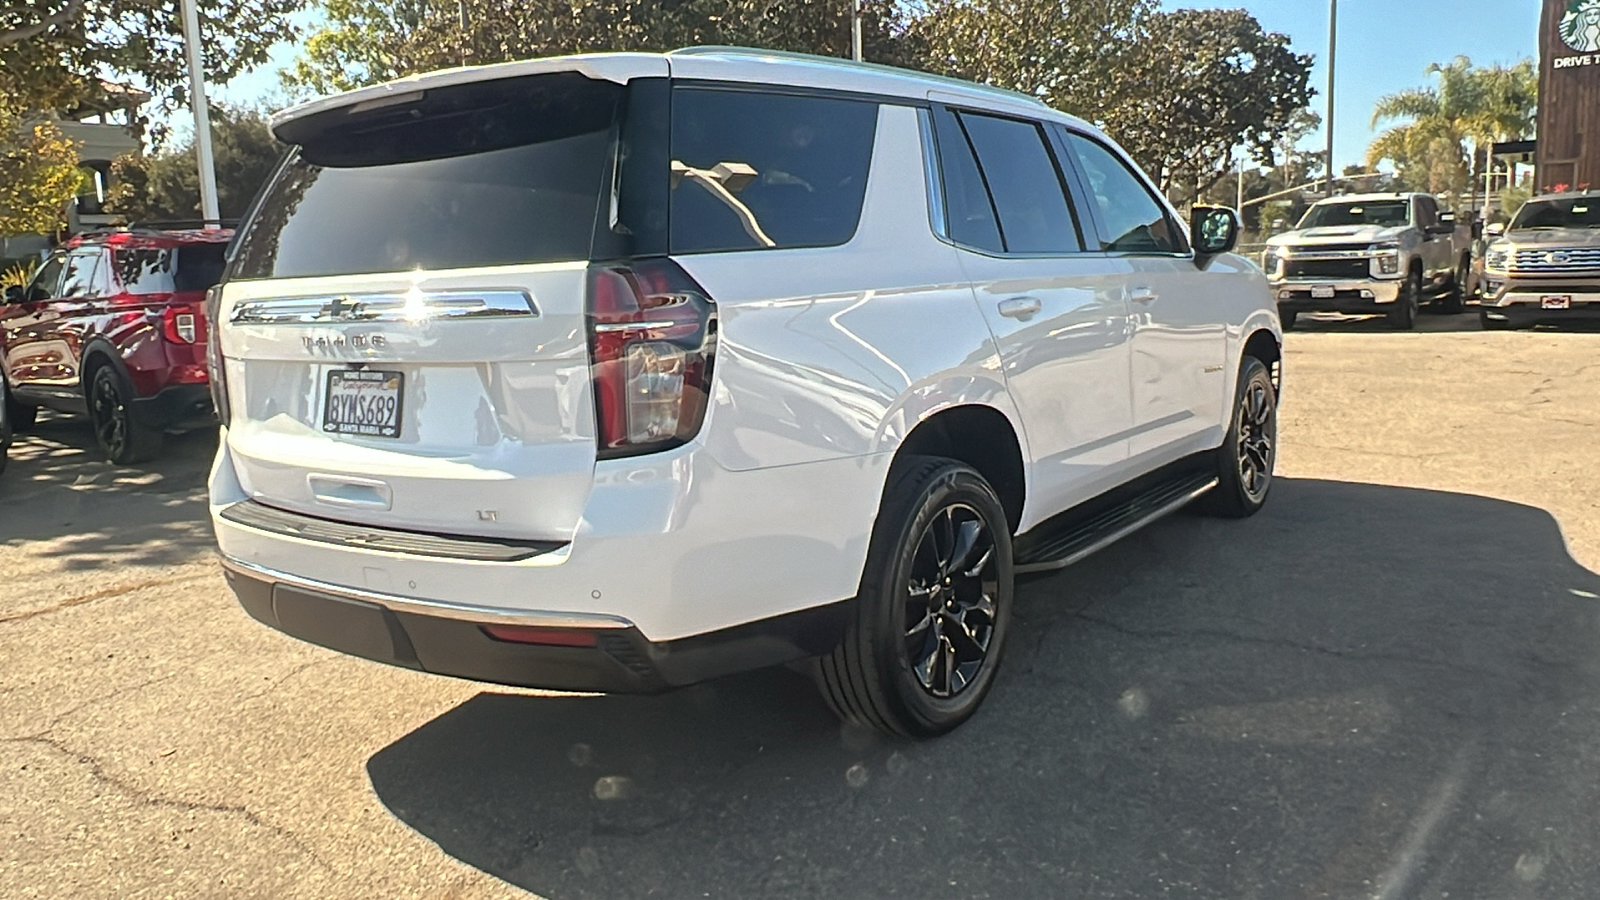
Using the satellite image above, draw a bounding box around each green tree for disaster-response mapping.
[1099,8,1314,198]
[909,0,1152,123]
[0,106,81,235]
[1,0,306,112]
[284,0,914,97]
[1366,56,1537,207]
[105,105,284,222]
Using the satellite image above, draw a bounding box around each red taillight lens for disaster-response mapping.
[586,259,716,458]
[203,286,231,426]
[161,304,205,344]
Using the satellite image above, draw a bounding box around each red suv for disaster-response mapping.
[1,228,227,463]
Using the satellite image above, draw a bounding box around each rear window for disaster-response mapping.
[115,244,227,294]
[230,73,624,280]
[669,88,877,254]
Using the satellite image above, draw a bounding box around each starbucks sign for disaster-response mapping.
[1561,0,1600,52]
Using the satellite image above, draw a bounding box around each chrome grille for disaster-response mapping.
[1510,248,1600,274]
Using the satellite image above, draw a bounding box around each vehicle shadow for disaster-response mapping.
[367,478,1600,900]
[0,411,217,569]
[1290,311,1486,333]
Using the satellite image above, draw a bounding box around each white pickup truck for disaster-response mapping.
[1262,192,1474,330]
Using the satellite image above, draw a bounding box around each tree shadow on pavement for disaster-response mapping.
[367,478,1600,900]
[0,411,217,569]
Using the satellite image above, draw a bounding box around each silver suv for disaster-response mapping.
[209,49,1282,737]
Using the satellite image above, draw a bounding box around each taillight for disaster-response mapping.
[160,305,204,344]
[204,286,231,426]
[586,259,717,458]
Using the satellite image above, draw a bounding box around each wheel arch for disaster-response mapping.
[79,338,133,402]
[1241,328,1282,394]
[890,404,1026,535]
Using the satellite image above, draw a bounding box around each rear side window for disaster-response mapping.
[1064,133,1185,254]
[115,244,228,294]
[955,112,1082,254]
[669,88,878,254]
[930,107,1004,253]
[231,73,624,280]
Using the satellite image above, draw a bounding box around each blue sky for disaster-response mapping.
[203,0,1541,170]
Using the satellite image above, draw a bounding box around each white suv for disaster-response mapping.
[209,48,1282,737]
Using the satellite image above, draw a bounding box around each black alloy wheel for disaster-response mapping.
[1198,356,1277,518]
[814,456,1014,738]
[902,503,1000,699]
[3,379,36,431]
[88,367,161,465]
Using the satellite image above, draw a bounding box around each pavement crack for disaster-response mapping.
[0,572,213,625]
[3,734,337,873]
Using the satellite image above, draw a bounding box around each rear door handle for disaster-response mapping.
[997,297,1042,319]
[1130,286,1157,304]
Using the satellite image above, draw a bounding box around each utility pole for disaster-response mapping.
[1237,155,1246,212]
[1324,0,1338,195]
[179,0,219,226]
[851,0,863,62]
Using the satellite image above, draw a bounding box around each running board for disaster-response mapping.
[1014,473,1219,575]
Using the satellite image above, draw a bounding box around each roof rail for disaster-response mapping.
[667,46,1050,109]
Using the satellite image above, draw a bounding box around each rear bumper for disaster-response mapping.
[221,555,851,693]
[130,383,215,432]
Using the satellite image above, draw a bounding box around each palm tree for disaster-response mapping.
[1366,56,1537,210]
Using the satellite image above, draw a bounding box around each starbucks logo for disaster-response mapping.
[1562,0,1600,52]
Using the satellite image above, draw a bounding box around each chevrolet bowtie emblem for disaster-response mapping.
[320,296,362,319]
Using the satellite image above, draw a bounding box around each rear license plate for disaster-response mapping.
[1541,295,1572,310]
[1310,284,1336,299]
[323,369,403,438]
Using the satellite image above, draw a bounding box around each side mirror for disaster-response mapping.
[1485,222,1507,238]
[3,285,23,304]
[1472,222,1484,240]
[1191,206,1240,267]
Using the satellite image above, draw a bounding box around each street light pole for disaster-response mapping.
[179,0,220,226]
[1325,0,1338,194]
[851,0,863,62]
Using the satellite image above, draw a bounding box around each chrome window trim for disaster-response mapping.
[229,289,537,325]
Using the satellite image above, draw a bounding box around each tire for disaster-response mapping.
[88,366,162,465]
[3,380,37,431]
[1438,257,1468,314]
[813,456,1014,738]
[1388,267,1421,330]
[0,387,10,478]
[1197,357,1277,519]
[1280,310,1297,331]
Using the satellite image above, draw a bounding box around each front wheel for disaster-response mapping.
[1197,357,1277,519]
[1388,268,1421,330]
[88,367,162,465]
[813,456,1014,738]
[3,379,37,431]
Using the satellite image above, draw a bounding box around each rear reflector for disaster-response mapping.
[480,624,600,647]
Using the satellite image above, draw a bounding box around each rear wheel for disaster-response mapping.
[0,385,10,477]
[1388,268,1421,330]
[1197,357,1277,519]
[1438,257,1469,314]
[813,456,1014,738]
[88,367,162,465]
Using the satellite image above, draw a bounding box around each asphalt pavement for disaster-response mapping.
[3,310,1600,899]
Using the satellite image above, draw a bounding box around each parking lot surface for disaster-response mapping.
[4,311,1600,899]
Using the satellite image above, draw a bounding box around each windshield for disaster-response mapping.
[1298,200,1410,229]
[1510,198,1600,230]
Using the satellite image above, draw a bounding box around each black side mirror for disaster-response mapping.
[1191,206,1240,267]
[3,285,24,304]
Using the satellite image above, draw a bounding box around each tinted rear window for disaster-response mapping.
[669,88,877,254]
[231,73,623,280]
[116,244,227,294]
